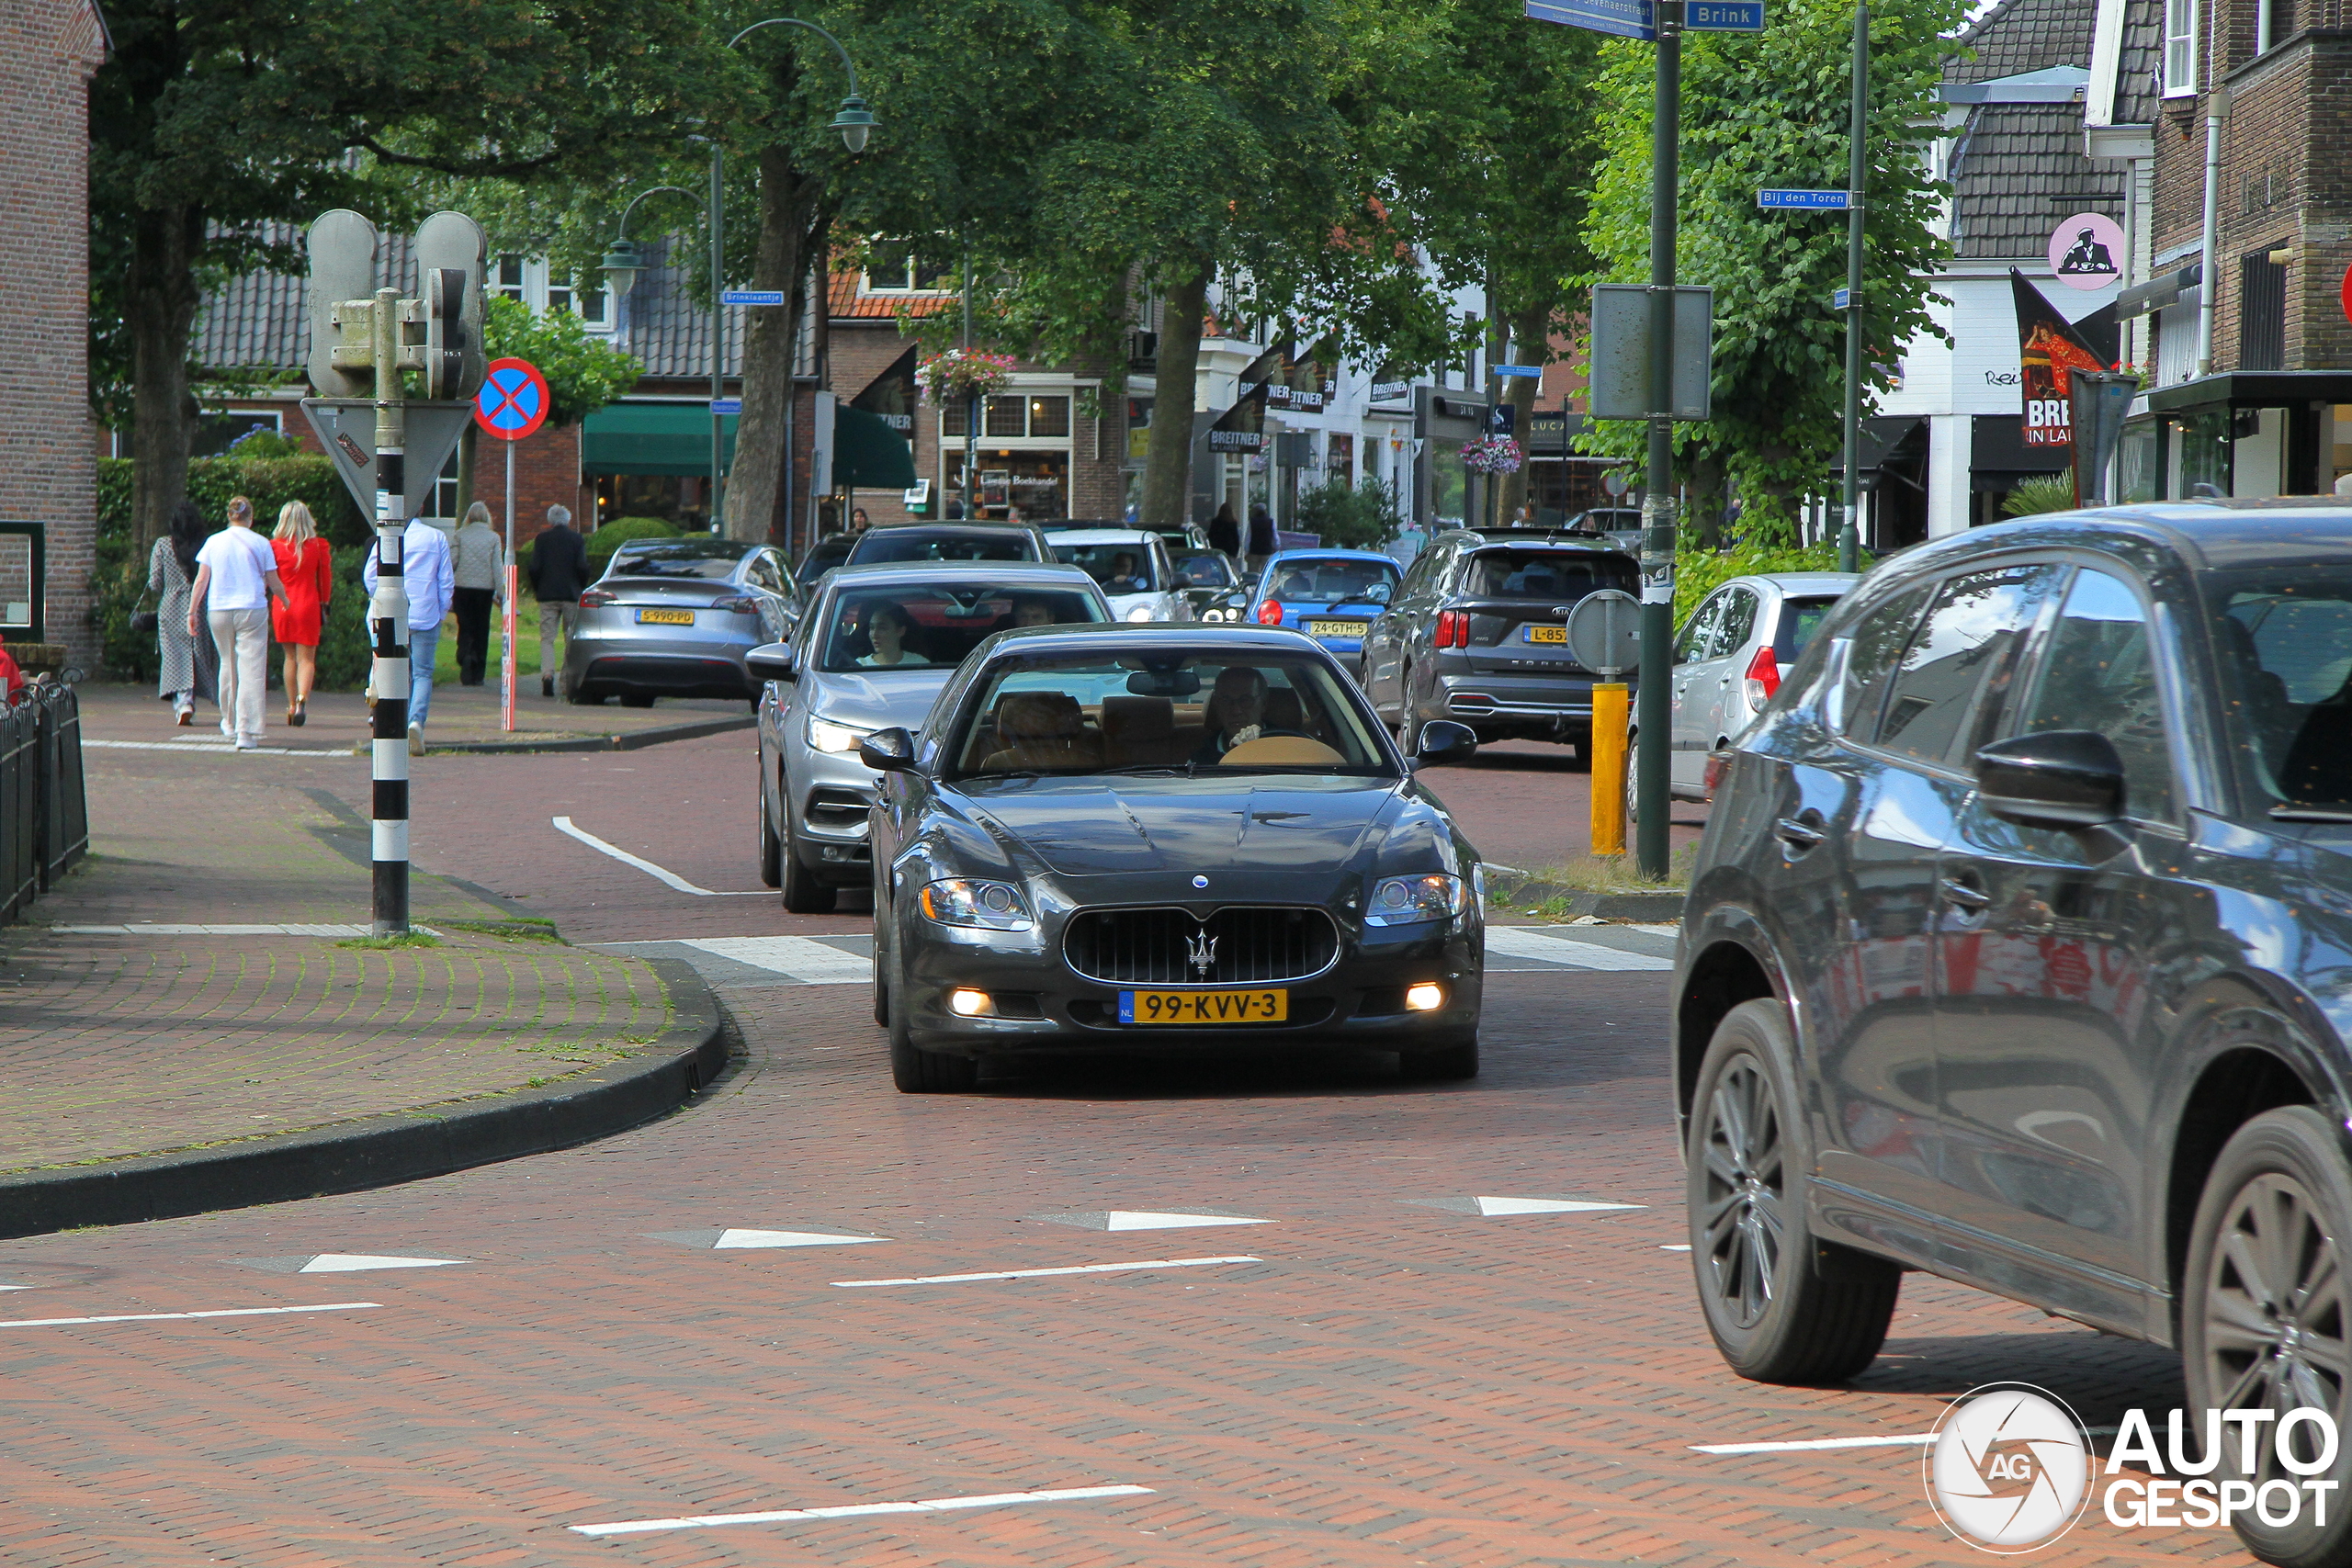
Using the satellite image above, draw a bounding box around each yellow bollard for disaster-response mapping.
[1590,682,1630,858]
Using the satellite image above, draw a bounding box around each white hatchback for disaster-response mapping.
[1046,529,1193,623]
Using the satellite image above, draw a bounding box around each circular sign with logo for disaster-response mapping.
[1923,1383,2092,1552]
[1566,588,1643,677]
[2047,212,2127,291]
[474,357,550,442]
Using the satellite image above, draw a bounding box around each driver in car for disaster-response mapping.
[1103,553,1145,594]
[1012,597,1059,627]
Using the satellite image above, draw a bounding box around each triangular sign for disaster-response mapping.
[300,399,476,522]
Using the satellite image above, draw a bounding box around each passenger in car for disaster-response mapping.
[856,604,929,668]
[1012,598,1059,628]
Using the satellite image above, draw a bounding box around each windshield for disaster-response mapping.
[850,529,1037,565]
[1262,558,1397,606]
[1460,549,1633,601]
[1172,553,1236,589]
[1778,595,1842,660]
[1052,542,1158,593]
[2211,570,2352,810]
[948,650,1392,778]
[816,582,1104,673]
[606,542,744,580]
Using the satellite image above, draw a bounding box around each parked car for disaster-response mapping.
[749,562,1112,912]
[1672,502,2352,1566]
[563,538,796,706]
[845,522,1052,567]
[1046,528,1190,622]
[1242,549,1400,659]
[862,622,1486,1091]
[1358,527,1639,758]
[1170,549,1247,621]
[1665,571,1859,800]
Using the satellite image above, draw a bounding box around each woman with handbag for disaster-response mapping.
[269,501,332,726]
[144,501,212,724]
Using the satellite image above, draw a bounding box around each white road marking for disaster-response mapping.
[52,923,390,937]
[85,739,337,759]
[1034,1210,1270,1232]
[0,1302,381,1329]
[552,816,768,897]
[1483,928,1674,971]
[299,1255,464,1273]
[714,1228,886,1249]
[681,936,872,983]
[571,1483,1156,1539]
[1475,1195,1644,1216]
[1660,1244,1692,1251]
[834,1256,1263,1288]
[1690,1433,1936,1455]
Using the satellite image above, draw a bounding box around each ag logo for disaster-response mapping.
[1924,1384,2092,1552]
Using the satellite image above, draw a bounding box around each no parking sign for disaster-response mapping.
[474,357,549,441]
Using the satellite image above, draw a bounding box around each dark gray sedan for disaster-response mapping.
[564,538,794,706]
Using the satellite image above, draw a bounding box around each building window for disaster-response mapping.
[433,448,461,522]
[491,254,608,330]
[2164,0,2197,94]
[2258,0,2294,51]
[984,396,1027,438]
[947,390,1073,441]
[492,254,526,302]
[1026,396,1071,438]
[862,241,955,294]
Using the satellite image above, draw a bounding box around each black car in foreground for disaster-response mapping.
[859,624,1487,1092]
[1676,502,2352,1567]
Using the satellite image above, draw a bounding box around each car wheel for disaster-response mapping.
[1395,707,1423,756]
[1568,735,1592,772]
[887,951,977,1094]
[620,694,656,708]
[566,687,604,706]
[1623,734,1641,823]
[872,949,889,1027]
[780,831,838,914]
[2182,1105,2352,1568]
[757,783,783,889]
[1688,999,1899,1383]
[1399,1036,1478,1081]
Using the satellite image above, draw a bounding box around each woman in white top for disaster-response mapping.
[855,604,929,668]
[187,495,288,750]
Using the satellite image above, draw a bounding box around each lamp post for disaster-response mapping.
[602,186,724,530]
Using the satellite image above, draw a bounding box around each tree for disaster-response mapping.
[1575,0,1961,541]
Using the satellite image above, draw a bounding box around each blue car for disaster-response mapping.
[1246,549,1402,657]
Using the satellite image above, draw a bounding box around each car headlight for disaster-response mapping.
[1364,874,1466,926]
[1125,604,1155,622]
[807,716,874,754]
[918,878,1033,931]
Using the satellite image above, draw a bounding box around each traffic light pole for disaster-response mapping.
[1837,2,1869,574]
[368,285,412,935]
[1634,0,1681,881]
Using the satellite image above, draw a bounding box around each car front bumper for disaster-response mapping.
[783,737,879,882]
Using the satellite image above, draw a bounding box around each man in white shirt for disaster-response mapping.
[187,496,288,750]
[364,515,456,755]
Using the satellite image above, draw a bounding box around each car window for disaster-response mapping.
[1171,553,1237,589]
[1051,542,1158,592]
[607,544,745,581]
[815,582,1106,672]
[1776,595,1841,660]
[850,530,1036,566]
[1398,547,1441,598]
[1833,581,1933,739]
[1716,588,1759,653]
[1874,565,2058,769]
[1459,549,1632,602]
[1676,594,1727,664]
[2015,568,2175,819]
[2211,571,2352,809]
[1263,558,1398,605]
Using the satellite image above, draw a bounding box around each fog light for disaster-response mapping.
[948,988,993,1017]
[1405,983,1445,1012]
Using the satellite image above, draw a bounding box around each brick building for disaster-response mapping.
[2,0,106,667]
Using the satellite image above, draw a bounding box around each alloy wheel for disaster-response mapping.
[2199,1171,2351,1477]
[1699,1054,1787,1331]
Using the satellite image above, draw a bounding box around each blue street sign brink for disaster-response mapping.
[1524,0,1655,41]
[1686,0,1766,28]
[1833,288,1852,310]
[709,398,742,414]
[1492,365,1544,378]
[720,289,786,306]
[1758,188,1855,210]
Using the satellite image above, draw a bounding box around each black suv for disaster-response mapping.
[1675,504,2352,1566]
[1358,527,1637,758]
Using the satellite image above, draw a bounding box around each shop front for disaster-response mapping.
[940,389,1075,519]
[2134,374,2352,501]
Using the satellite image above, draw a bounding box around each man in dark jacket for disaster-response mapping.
[528,505,592,697]
[1207,502,1241,558]
[1245,503,1277,574]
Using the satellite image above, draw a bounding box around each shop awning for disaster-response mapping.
[1830,416,1927,476]
[835,403,917,489]
[2145,370,2352,413]
[582,402,737,477]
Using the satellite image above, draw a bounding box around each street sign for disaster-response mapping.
[709,398,742,414]
[474,358,551,442]
[1603,470,1631,498]
[304,211,379,400]
[1492,364,1544,378]
[1566,589,1644,678]
[1833,287,1851,310]
[1588,285,1713,421]
[1686,0,1766,27]
[720,288,786,306]
[2047,211,2127,290]
[1523,0,1655,41]
[302,400,474,519]
[1758,188,1854,210]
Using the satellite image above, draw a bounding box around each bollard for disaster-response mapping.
[1591,682,1630,858]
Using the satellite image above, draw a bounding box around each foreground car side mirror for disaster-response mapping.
[746,641,797,682]
[857,727,919,772]
[1974,730,2124,829]
[1415,720,1478,769]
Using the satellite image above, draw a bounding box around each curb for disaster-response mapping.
[1481,863,1684,922]
[342,713,756,758]
[0,956,729,1242]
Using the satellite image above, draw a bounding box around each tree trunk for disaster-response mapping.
[1139,260,1209,531]
[1496,302,1548,525]
[727,145,812,547]
[1683,446,1725,550]
[127,201,204,554]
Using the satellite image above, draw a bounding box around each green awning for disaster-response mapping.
[835,403,916,489]
[582,402,738,477]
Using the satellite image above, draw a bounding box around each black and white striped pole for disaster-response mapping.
[368,284,412,934]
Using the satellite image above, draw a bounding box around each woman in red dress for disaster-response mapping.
[270,501,333,726]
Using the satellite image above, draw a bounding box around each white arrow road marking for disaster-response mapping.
[714,1229,887,1249]
[552,816,769,897]
[296,1255,466,1273]
[1031,1211,1271,1232]
[571,1484,1156,1538]
[833,1256,1263,1288]
[0,1303,381,1329]
[1691,1433,1936,1455]
[1473,1196,1645,1216]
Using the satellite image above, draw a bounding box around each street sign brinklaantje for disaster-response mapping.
[475,358,550,443]
[1525,0,1764,38]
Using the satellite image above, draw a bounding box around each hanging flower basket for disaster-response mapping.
[1460,435,1523,474]
[919,348,1017,401]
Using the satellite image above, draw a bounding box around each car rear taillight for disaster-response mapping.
[1744,643,1781,706]
[714,595,759,615]
[1434,609,1468,649]
[1704,749,1731,795]
[579,588,616,608]
[1258,599,1284,626]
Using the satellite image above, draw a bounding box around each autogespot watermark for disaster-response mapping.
[1921,1383,2343,1552]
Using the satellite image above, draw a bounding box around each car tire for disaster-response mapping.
[1399,1036,1478,1081]
[1568,736,1592,771]
[1688,999,1899,1384]
[566,687,604,705]
[887,953,978,1094]
[757,786,783,889]
[620,694,656,708]
[2182,1104,2352,1568]
[872,950,889,1028]
[780,832,838,914]
[1395,708,1423,757]
[1623,735,1641,824]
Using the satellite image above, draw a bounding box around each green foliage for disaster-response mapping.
[1674,540,1846,624]
[1578,0,1963,540]
[481,296,641,427]
[2001,476,2077,516]
[225,427,306,459]
[585,517,682,559]
[1296,478,1402,549]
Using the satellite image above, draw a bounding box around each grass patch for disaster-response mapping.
[335,931,444,950]
[1491,849,1696,912]
[439,918,565,944]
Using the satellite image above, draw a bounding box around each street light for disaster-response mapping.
[605,186,726,532]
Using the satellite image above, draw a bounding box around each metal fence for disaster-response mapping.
[0,679,88,924]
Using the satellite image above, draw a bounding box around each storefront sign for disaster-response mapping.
[2011,269,2113,449]
[2047,212,2126,290]
[853,344,920,434]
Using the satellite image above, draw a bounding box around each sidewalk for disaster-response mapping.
[0,751,721,1231]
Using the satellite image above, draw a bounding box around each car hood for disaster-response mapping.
[804,668,954,733]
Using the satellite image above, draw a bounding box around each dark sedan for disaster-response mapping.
[845,522,1052,567]
[564,538,794,705]
[861,624,1487,1092]
[1673,502,2352,1567]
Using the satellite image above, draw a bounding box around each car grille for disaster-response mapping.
[1063,906,1340,986]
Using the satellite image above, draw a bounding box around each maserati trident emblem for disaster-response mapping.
[1186,926,1218,978]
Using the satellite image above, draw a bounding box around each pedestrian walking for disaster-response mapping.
[147,500,213,725]
[526,504,590,698]
[1245,502,1276,574]
[363,514,455,755]
[269,501,333,727]
[450,502,504,686]
[187,495,288,750]
[1207,501,1241,558]
[850,506,872,534]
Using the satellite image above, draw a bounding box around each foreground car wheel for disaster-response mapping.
[1689,999,1898,1383]
[757,787,783,889]
[780,829,837,913]
[566,687,604,706]
[2183,1106,2352,1568]
[620,694,655,708]
[1399,1037,1478,1081]
[886,953,977,1093]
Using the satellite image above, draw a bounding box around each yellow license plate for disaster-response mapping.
[1524,624,1566,643]
[637,607,695,625]
[1306,619,1367,637]
[1118,987,1288,1025]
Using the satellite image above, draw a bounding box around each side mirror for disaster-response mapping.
[1365,582,1393,604]
[746,641,797,682]
[1974,730,2124,829]
[1415,719,1479,769]
[857,727,919,772]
